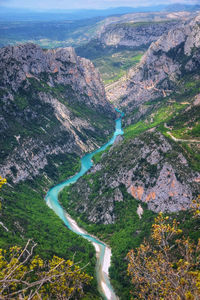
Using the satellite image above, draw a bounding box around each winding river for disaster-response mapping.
[45,109,124,300]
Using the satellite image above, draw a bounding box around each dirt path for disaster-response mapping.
[167,131,200,143]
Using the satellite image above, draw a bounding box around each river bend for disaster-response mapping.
[45,109,124,299]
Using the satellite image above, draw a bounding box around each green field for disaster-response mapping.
[93,51,143,84]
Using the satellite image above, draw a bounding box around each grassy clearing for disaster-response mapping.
[169,116,200,140]
[124,102,187,139]
[171,123,200,139]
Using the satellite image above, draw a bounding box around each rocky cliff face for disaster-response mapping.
[94,10,198,51]
[0,43,115,183]
[63,130,200,224]
[99,21,178,48]
[97,10,197,36]
[107,15,200,108]
[0,43,113,113]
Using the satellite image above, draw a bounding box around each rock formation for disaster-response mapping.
[99,21,179,48]
[107,15,200,108]
[0,44,115,183]
[63,131,200,224]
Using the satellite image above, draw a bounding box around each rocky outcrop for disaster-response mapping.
[63,131,200,224]
[99,21,178,48]
[97,10,197,37]
[0,44,115,183]
[107,14,200,109]
[0,43,114,114]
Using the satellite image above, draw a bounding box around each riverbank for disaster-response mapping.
[65,212,118,300]
[45,110,124,299]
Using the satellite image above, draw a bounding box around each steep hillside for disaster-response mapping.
[76,20,180,85]
[76,13,196,86]
[0,43,115,183]
[60,119,199,224]
[84,10,198,53]
[98,21,179,48]
[107,15,200,110]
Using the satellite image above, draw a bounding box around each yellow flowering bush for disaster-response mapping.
[0,176,6,190]
[127,212,200,299]
[0,240,92,299]
[0,176,7,210]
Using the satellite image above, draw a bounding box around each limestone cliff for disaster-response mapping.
[98,21,178,48]
[107,15,200,109]
[0,43,115,183]
[0,43,113,113]
[62,130,200,224]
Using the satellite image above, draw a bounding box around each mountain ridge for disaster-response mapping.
[106,14,200,112]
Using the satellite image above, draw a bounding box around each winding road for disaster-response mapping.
[45,109,124,300]
[167,131,200,143]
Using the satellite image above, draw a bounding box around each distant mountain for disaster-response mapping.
[96,21,179,48]
[165,3,200,12]
[0,4,199,22]
[0,6,166,22]
[76,10,196,60]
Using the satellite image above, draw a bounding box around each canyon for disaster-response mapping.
[0,10,200,300]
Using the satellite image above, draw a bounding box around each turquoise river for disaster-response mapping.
[45,109,124,300]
